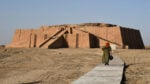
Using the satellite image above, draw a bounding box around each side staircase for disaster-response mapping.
[39,29,68,48]
[73,28,121,46]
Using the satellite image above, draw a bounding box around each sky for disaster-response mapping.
[0,0,150,45]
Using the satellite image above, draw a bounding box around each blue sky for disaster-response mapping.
[0,0,150,45]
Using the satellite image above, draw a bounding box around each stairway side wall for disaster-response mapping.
[65,29,90,48]
[35,27,62,47]
[7,26,62,48]
[79,26,123,48]
[120,27,145,49]
[48,35,68,48]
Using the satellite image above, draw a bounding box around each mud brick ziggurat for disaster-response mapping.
[7,23,145,49]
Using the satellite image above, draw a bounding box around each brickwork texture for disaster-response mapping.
[7,23,145,49]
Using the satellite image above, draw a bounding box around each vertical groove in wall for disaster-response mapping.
[76,33,79,48]
[29,33,31,48]
[19,29,21,40]
[34,34,37,47]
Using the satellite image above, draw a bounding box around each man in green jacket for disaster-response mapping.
[102,42,112,65]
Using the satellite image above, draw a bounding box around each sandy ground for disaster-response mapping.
[0,48,150,84]
[0,48,102,84]
[114,49,150,84]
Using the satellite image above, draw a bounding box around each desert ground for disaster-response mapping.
[114,49,150,84]
[0,47,150,84]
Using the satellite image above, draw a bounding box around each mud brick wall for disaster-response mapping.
[77,33,90,48]
[48,36,68,48]
[30,34,37,47]
[89,34,100,48]
[8,29,32,48]
[65,34,77,48]
[65,33,90,48]
[40,26,61,36]
[120,28,144,49]
[35,27,61,47]
[81,26,123,48]
[7,23,145,49]
[8,26,63,48]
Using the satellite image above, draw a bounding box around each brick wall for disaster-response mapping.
[7,23,144,49]
[8,29,32,48]
[65,30,90,48]
[120,27,144,49]
[79,26,123,48]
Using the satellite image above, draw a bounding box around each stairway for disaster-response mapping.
[73,28,120,46]
[39,29,67,48]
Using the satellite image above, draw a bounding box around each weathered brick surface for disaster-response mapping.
[80,26,123,48]
[78,33,90,48]
[120,27,144,49]
[66,34,77,48]
[8,29,32,48]
[7,23,145,49]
